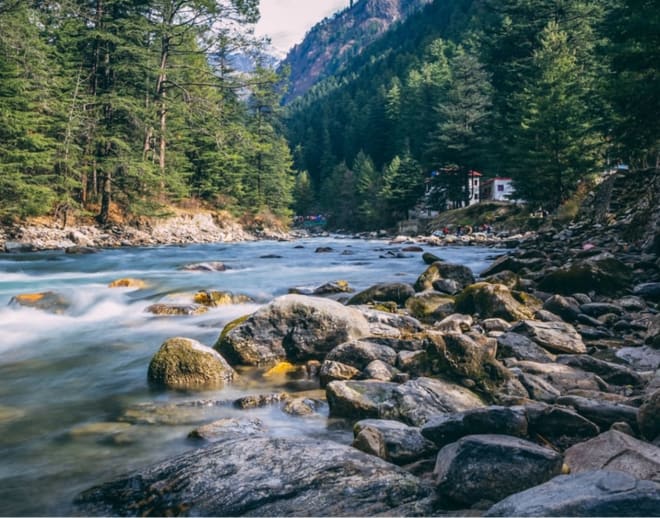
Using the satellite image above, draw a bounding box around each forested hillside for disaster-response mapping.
[286,0,659,230]
[280,0,432,103]
[0,0,293,225]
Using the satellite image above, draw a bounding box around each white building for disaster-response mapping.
[480,177,516,202]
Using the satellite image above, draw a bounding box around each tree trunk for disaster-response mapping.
[98,170,111,224]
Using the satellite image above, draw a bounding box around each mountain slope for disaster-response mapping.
[280,0,432,103]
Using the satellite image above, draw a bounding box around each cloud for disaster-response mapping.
[255,0,348,53]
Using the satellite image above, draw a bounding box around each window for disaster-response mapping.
[497,184,504,192]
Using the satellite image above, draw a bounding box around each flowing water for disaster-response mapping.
[0,237,496,515]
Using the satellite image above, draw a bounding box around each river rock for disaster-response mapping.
[497,332,557,363]
[282,397,325,417]
[422,252,441,264]
[536,253,632,296]
[180,261,227,272]
[188,417,266,442]
[319,360,360,387]
[455,283,535,322]
[215,294,370,366]
[637,388,660,441]
[434,434,563,506]
[580,302,624,317]
[313,280,354,295]
[543,294,581,322]
[74,435,434,516]
[485,470,660,517]
[233,393,288,410]
[511,320,587,354]
[433,314,473,334]
[193,290,252,306]
[147,337,235,390]
[565,430,660,482]
[363,359,398,381]
[525,403,600,449]
[108,278,147,289]
[422,406,528,448]
[405,291,455,320]
[353,419,438,465]
[556,395,639,432]
[508,360,607,395]
[556,354,645,387]
[8,291,70,314]
[325,340,397,370]
[414,262,475,292]
[347,282,414,307]
[381,377,485,426]
[145,303,208,316]
[633,282,660,302]
[432,278,462,295]
[326,380,399,420]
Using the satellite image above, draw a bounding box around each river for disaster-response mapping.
[0,237,496,515]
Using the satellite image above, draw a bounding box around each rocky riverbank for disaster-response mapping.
[74,169,659,516]
[0,211,296,252]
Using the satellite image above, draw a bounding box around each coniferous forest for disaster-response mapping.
[0,0,658,231]
[286,0,659,230]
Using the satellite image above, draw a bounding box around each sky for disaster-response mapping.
[255,0,349,55]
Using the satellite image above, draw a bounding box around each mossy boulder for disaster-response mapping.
[347,282,414,307]
[405,291,455,321]
[454,282,535,322]
[148,337,236,390]
[414,262,475,292]
[537,253,632,296]
[215,295,371,366]
[193,290,253,306]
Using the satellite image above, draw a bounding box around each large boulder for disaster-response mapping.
[422,406,528,448]
[215,295,370,366]
[454,283,535,322]
[511,320,587,354]
[347,282,414,307]
[381,377,485,426]
[485,470,660,517]
[414,262,475,292]
[509,360,608,396]
[74,435,434,516]
[537,253,632,296]
[434,434,563,505]
[147,337,235,390]
[525,403,600,450]
[353,419,438,465]
[564,430,660,482]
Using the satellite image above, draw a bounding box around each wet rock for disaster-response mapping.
[325,340,397,370]
[180,261,227,272]
[215,295,370,366]
[537,253,632,296]
[565,430,660,482]
[259,254,282,259]
[455,283,535,322]
[363,359,398,381]
[315,246,333,253]
[313,280,354,295]
[481,255,547,276]
[422,406,528,448]
[525,403,600,449]
[347,282,415,307]
[557,395,639,432]
[8,291,70,314]
[193,290,252,306]
[147,337,235,390]
[556,355,645,387]
[405,291,455,320]
[108,278,147,289]
[638,388,660,440]
[326,380,399,420]
[434,434,563,506]
[415,262,475,292]
[511,320,586,354]
[497,332,557,363]
[432,278,462,295]
[485,470,660,517]
[381,377,485,426]
[402,246,423,252]
[282,397,325,416]
[319,360,360,387]
[233,393,288,410]
[508,360,607,395]
[74,435,434,517]
[65,246,98,254]
[353,419,437,465]
[422,252,442,265]
[482,270,520,289]
[0,405,26,424]
[188,417,266,442]
[580,302,623,318]
[119,401,222,426]
[145,303,208,316]
[68,421,134,441]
